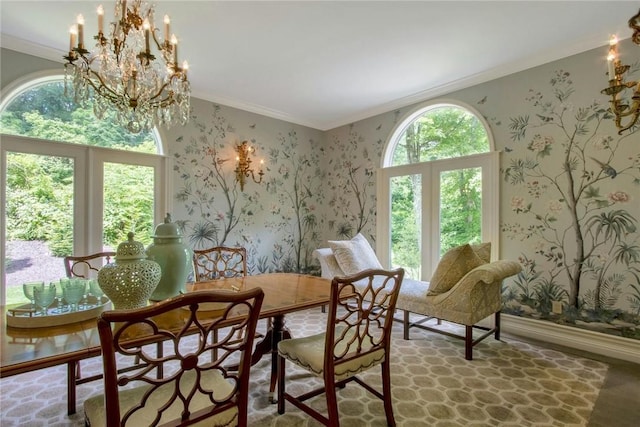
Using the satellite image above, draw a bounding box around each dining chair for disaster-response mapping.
[83,287,264,427]
[192,246,268,357]
[192,246,247,281]
[277,268,405,427]
[63,251,116,392]
[64,251,116,278]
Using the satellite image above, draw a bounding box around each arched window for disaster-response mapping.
[377,101,499,280]
[0,73,169,305]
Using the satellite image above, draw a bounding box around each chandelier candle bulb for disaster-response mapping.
[143,18,150,53]
[77,14,84,48]
[97,5,104,34]
[164,15,170,41]
[69,25,77,52]
[171,34,178,64]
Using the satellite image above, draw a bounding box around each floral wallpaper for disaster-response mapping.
[21,37,624,342]
[321,41,640,341]
[167,99,327,275]
[499,70,640,339]
[2,34,639,350]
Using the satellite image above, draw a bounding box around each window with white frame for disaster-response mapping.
[377,101,499,280]
[0,74,168,305]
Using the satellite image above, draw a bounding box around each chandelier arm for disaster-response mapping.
[85,68,127,104]
[150,27,168,53]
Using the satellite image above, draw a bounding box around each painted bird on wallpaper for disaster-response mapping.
[590,157,617,178]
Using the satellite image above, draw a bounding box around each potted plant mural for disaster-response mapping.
[502,70,640,338]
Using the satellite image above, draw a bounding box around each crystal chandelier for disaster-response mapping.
[601,8,640,135]
[64,1,190,133]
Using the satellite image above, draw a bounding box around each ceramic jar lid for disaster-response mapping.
[152,213,182,239]
[115,232,147,261]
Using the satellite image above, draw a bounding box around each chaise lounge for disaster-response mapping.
[314,237,522,360]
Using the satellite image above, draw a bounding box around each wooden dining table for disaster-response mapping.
[0,273,331,415]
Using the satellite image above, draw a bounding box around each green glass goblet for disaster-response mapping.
[63,280,86,312]
[33,284,56,316]
[88,278,104,305]
[53,279,69,313]
[23,281,44,310]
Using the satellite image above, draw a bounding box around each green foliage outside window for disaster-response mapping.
[1,81,155,151]
[2,79,157,256]
[390,106,489,275]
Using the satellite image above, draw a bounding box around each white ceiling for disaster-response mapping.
[1,1,637,130]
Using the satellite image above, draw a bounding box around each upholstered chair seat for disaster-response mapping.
[84,369,238,427]
[278,325,385,382]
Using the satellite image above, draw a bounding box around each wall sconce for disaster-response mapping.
[234,140,264,191]
[601,8,640,134]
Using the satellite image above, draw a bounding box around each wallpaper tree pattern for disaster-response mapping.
[165,48,640,342]
[171,104,325,275]
[262,129,324,274]
[325,123,389,240]
[500,70,640,339]
[173,105,260,251]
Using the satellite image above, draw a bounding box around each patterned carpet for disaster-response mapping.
[0,309,608,426]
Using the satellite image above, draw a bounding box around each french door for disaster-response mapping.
[0,134,168,305]
[377,151,499,281]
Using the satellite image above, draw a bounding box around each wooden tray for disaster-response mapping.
[6,297,111,329]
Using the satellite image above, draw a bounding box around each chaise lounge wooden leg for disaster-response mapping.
[403,310,410,340]
[495,311,501,341]
[465,325,473,360]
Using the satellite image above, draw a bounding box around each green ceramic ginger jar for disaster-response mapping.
[146,213,193,301]
[97,232,161,309]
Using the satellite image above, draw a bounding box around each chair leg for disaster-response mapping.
[494,311,501,341]
[324,374,340,427]
[277,354,286,414]
[381,358,396,426]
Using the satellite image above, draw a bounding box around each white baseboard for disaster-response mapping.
[502,314,640,365]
